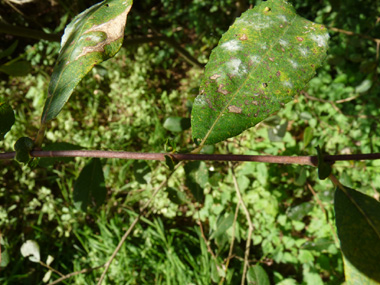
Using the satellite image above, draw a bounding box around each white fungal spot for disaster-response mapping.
[276,15,288,22]
[250,55,261,63]
[310,34,329,47]
[288,59,299,69]
[221,40,241,52]
[236,14,274,31]
[194,96,208,107]
[283,80,293,88]
[254,22,270,30]
[298,47,309,57]
[226,58,247,76]
[279,39,289,47]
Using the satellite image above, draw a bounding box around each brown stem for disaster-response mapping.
[48,265,105,285]
[1,150,380,166]
[328,26,380,44]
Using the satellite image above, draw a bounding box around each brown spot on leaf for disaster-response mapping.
[297,37,304,42]
[210,74,221,80]
[217,84,229,95]
[239,34,248,41]
[228,105,242,114]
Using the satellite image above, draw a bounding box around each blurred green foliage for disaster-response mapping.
[0,0,379,284]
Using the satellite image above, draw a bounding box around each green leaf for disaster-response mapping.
[74,158,107,211]
[303,126,313,148]
[41,0,133,123]
[184,161,209,203]
[20,240,40,263]
[247,265,270,285]
[355,79,372,93]
[0,40,18,60]
[334,185,380,283]
[294,166,307,186]
[268,120,287,142]
[286,202,313,220]
[164,155,178,171]
[0,60,32,77]
[14,137,34,163]
[210,213,234,240]
[0,237,10,268]
[315,146,332,180]
[0,102,15,140]
[133,160,151,184]
[166,187,187,205]
[191,0,328,144]
[38,142,82,167]
[163,117,191,133]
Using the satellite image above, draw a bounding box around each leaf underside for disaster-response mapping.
[74,158,106,211]
[191,0,329,144]
[41,0,133,123]
[334,186,380,283]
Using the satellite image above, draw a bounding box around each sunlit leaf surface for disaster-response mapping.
[41,0,133,123]
[191,0,328,144]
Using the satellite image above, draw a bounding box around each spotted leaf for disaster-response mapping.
[191,0,328,145]
[41,0,133,123]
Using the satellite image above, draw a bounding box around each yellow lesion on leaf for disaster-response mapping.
[75,4,132,60]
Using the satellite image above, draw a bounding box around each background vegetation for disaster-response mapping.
[0,0,379,284]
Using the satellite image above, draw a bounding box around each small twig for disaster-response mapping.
[219,201,241,285]
[96,163,181,284]
[302,91,343,114]
[230,162,254,285]
[335,94,361,104]
[48,264,105,285]
[198,217,218,260]
[328,26,380,44]
[306,182,339,246]
[39,261,64,278]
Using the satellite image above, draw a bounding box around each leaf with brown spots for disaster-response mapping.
[41,0,133,123]
[191,0,328,145]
